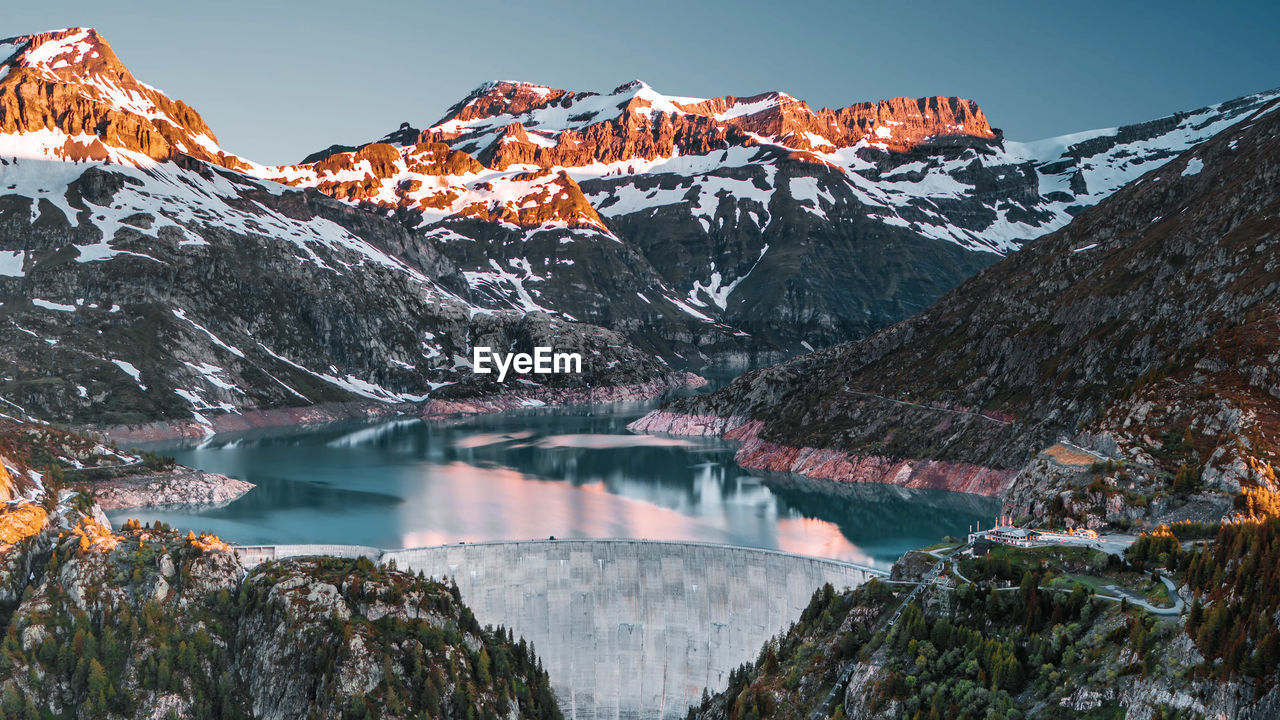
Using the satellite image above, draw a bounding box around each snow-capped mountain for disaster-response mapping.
[0,28,690,429]
[1,26,1274,429]
[415,79,1277,252]
[637,89,1280,510]
[288,79,1280,356]
[0,28,250,170]
[256,141,752,366]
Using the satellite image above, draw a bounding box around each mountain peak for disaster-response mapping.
[3,27,109,74]
[0,26,247,169]
[611,79,652,94]
[421,78,998,171]
[434,80,572,127]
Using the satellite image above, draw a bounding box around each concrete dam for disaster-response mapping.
[237,539,885,720]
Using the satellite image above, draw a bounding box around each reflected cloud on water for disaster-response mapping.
[110,408,998,568]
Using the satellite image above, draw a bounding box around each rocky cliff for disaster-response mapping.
[637,93,1280,523]
[0,28,248,170]
[0,483,563,719]
[0,28,695,431]
[423,81,995,166]
[288,77,1278,360]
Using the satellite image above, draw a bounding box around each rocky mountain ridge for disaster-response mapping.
[0,28,249,171]
[0,503,564,719]
[284,76,1279,358]
[424,80,996,164]
[2,26,1275,433]
[0,28,697,430]
[635,91,1280,528]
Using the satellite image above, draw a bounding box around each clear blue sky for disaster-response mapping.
[6,0,1278,164]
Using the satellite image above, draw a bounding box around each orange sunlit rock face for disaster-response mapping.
[449,82,575,122]
[0,462,12,503]
[264,146,608,230]
[71,515,119,552]
[275,80,996,230]
[457,111,751,171]
[427,80,995,170]
[0,503,47,549]
[458,169,606,228]
[0,28,249,169]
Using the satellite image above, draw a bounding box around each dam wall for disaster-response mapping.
[237,539,884,720]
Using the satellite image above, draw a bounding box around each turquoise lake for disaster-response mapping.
[108,404,999,569]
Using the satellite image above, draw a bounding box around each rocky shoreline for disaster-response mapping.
[79,376,702,514]
[423,374,706,417]
[97,401,409,444]
[628,411,1018,498]
[89,469,255,511]
[96,373,706,444]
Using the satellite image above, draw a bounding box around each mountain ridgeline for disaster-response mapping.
[281,80,1277,360]
[2,27,1275,431]
[636,92,1280,526]
[0,28,693,432]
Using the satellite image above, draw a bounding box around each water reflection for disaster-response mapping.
[109,407,998,568]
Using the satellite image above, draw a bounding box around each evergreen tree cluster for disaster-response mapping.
[0,524,245,719]
[242,556,562,720]
[0,532,563,720]
[1142,518,1280,685]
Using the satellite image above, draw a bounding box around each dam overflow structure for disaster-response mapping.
[236,539,884,720]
